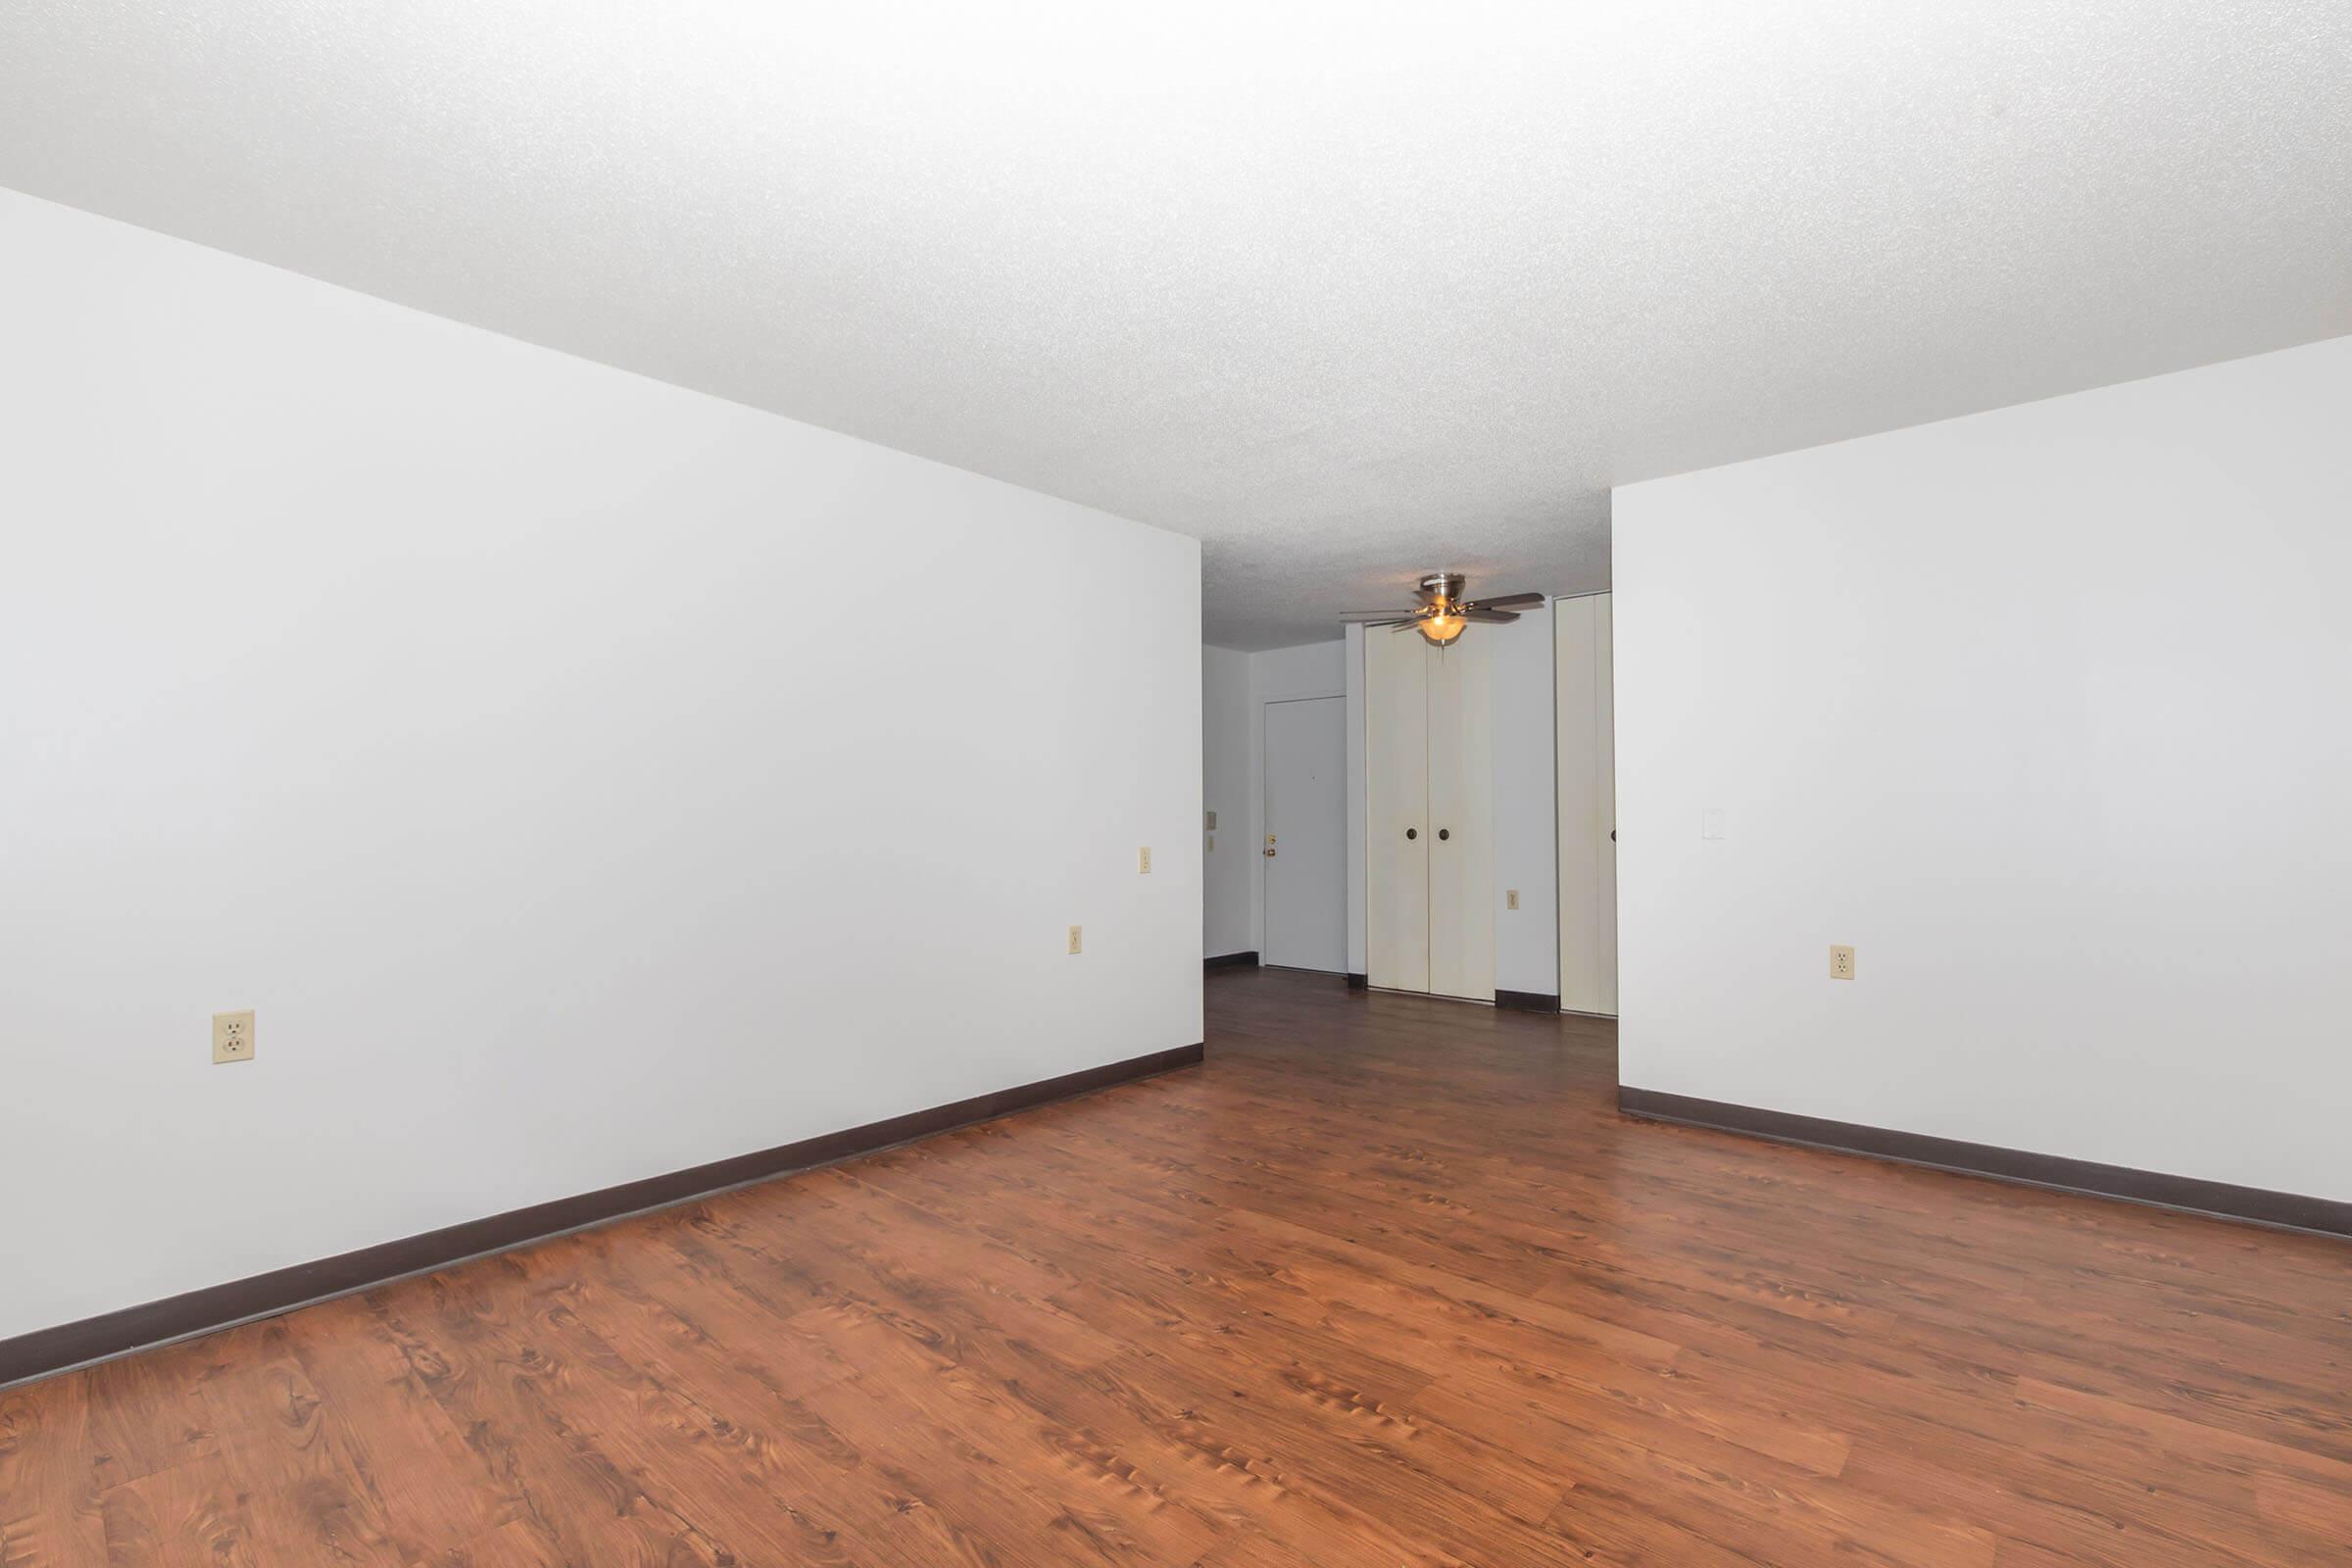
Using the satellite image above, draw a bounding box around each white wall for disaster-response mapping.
[1615,334,2352,1201]
[0,187,1203,1342]
[1201,645,1253,957]
[1490,605,1559,998]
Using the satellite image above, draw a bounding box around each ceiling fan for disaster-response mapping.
[1338,572,1545,646]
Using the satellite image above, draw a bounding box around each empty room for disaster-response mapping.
[5,4,2350,1564]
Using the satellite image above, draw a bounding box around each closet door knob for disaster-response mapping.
[1404,827,1417,840]
[1438,828,1450,841]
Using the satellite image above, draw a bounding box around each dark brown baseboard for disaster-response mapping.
[1203,951,1258,970]
[1345,972,1368,990]
[0,1042,1205,1391]
[1495,989,1560,1012]
[1619,1086,2352,1241]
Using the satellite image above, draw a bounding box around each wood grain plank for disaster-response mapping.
[8,968,2349,1566]
[0,1377,104,1567]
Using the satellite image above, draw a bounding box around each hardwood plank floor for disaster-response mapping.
[6,966,2350,1565]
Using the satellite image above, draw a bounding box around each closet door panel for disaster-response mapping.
[1557,593,1618,1015]
[1427,633,1495,1002]
[1593,595,1618,1013]
[1364,626,1430,992]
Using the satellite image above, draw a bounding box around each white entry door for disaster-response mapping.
[1262,696,1348,972]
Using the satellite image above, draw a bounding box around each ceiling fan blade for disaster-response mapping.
[1465,592,1546,611]
[1461,609,1521,623]
[1337,609,1421,622]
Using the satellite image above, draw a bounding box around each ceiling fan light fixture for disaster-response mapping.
[1341,570,1538,643]
[1416,570,1467,645]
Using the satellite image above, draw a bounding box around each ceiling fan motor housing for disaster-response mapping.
[1417,571,1467,606]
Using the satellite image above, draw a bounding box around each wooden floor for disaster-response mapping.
[7,968,2351,1566]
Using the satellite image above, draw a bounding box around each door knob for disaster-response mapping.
[1404,827,1417,840]
[1438,828,1450,841]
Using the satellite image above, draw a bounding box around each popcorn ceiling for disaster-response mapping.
[3,1,2345,648]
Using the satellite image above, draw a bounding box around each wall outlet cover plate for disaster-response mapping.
[213,1008,256,1063]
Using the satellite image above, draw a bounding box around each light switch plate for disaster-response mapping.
[1701,808,1726,840]
[1204,810,1217,831]
[1506,889,1520,910]
[1067,925,1083,956]
[1830,945,1856,981]
[213,1008,256,1064]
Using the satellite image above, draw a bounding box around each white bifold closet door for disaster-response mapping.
[1426,631,1495,1001]
[1366,626,1495,1002]
[1555,592,1617,1014]
[1365,625,1430,992]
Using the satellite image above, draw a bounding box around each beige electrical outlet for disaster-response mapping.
[213,1008,256,1063]
[1506,889,1520,910]
[1205,833,1215,852]
[1067,925,1083,956]
[1830,945,1856,981]
[1139,846,1152,874]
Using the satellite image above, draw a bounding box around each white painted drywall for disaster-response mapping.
[1614,333,2352,1201]
[0,187,1203,1343]
[1253,642,1350,704]
[1202,644,1253,958]
[1490,605,1559,1000]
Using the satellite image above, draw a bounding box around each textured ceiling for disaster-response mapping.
[4,3,2348,649]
